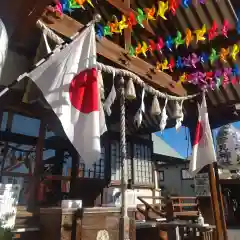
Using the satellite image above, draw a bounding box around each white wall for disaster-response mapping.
[102,187,161,208]
[159,162,195,196]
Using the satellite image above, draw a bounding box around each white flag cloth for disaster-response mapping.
[0,19,8,80]
[189,93,216,176]
[28,24,107,168]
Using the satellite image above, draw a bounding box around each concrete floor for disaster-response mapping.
[228,229,240,240]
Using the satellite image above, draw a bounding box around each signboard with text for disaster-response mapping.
[194,173,210,197]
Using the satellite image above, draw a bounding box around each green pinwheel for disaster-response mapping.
[136,8,146,28]
[174,31,185,48]
[209,48,219,65]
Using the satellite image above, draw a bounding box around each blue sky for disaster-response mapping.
[157,122,240,158]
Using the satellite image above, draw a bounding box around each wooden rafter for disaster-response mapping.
[40,13,187,96]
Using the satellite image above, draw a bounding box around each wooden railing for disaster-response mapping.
[136,196,199,222]
[136,196,165,220]
[135,195,217,239]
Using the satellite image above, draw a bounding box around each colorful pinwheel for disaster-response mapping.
[195,24,206,43]
[174,31,185,48]
[157,1,169,20]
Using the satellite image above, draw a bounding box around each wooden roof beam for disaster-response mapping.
[40,13,187,96]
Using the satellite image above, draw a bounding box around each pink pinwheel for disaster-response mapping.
[55,2,63,15]
[225,67,233,76]
[198,71,206,84]
[209,80,215,90]
[232,77,237,85]
[190,53,200,68]
[222,67,232,86]
[188,72,199,85]
[222,20,230,38]
[156,37,164,53]
[183,55,192,67]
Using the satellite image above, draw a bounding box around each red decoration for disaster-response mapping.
[208,21,218,41]
[127,12,137,29]
[148,39,156,54]
[169,0,180,15]
[156,37,164,53]
[168,57,175,72]
[222,20,230,38]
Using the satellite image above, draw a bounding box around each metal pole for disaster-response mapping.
[119,76,130,240]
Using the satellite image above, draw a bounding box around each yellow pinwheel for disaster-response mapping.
[194,24,206,43]
[157,1,168,20]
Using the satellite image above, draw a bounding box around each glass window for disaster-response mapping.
[7,177,13,184]
[181,169,193,180]
[133,143,153,185]
[61,147,105,180]
[111,141,132,181]
[0,112,8,131]
[158,171,164,181]
[11,114,40,137]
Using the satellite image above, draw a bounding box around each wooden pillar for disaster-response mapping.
[213,163,228,240]
[208,164,224,240]
[52,149,65,205]
[69,149,79,198]
[0,111,14,182]
[28,120,46,211]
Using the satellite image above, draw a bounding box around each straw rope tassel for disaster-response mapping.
[160,98,168,133]
[151,95,161,115]
[104,72,116,116]
[126,78,136,100]
[134,88,145,127]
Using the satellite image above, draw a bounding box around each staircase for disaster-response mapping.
[12,206,40,240]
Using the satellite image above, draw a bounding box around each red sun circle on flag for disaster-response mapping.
[194,121,203,145]
[69,68,99,113]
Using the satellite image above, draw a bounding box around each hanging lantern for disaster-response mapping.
[151,95,161,115]
[125,78,136,100]
[216,124,240,169]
